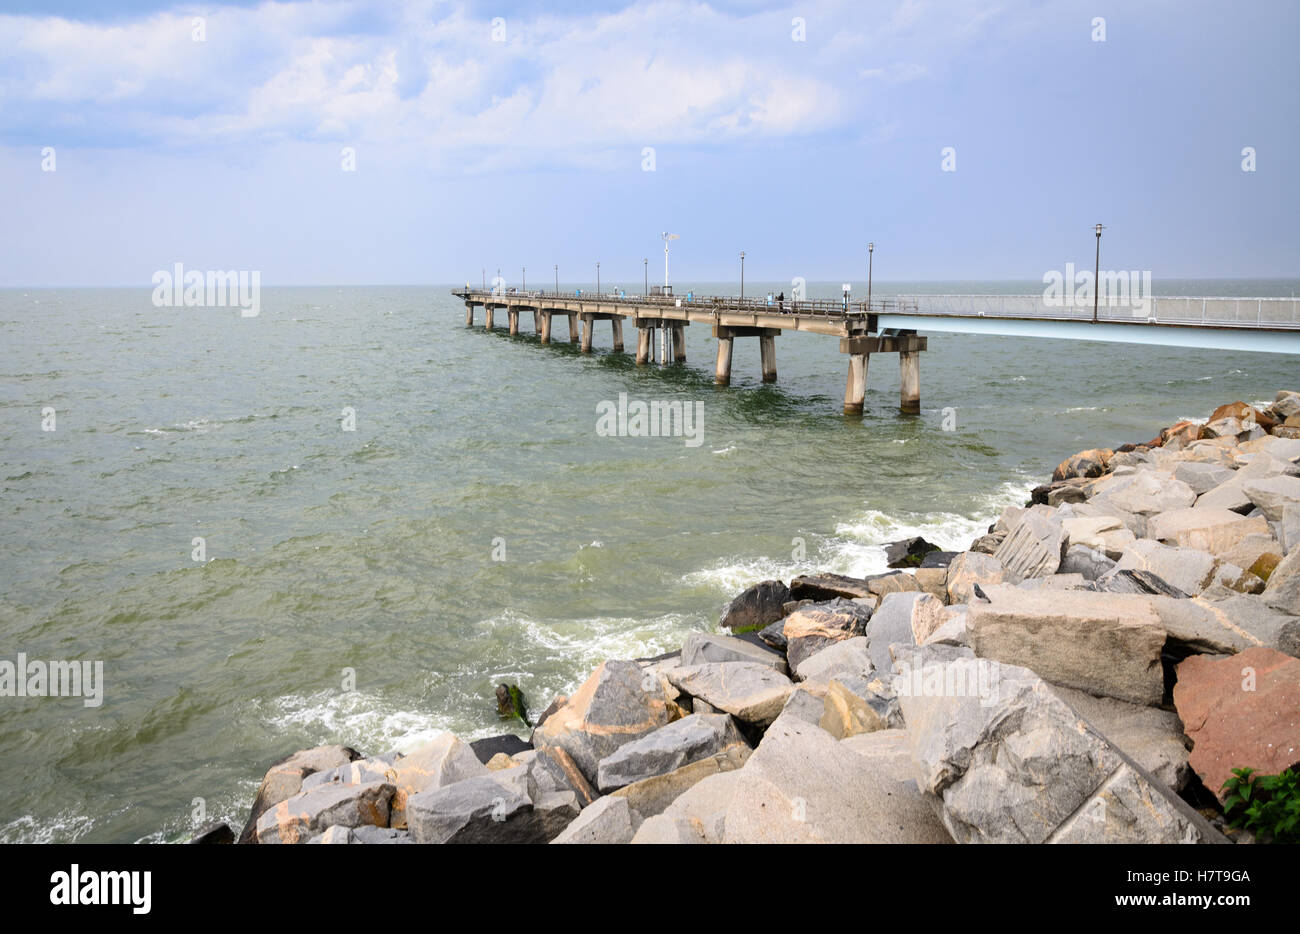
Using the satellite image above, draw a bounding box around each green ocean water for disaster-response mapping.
[0,279,1296,842]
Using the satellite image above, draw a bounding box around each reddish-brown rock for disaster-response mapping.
[1162,420,1201,448]
[1173,647,1300,800]
[1051,448,1113,482]
[1208,401,1277,432]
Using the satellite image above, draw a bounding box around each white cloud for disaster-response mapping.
[0,0,1021,162]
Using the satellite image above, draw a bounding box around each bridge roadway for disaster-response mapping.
[452,288,1300,415]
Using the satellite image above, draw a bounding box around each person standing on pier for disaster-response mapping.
[778,291,784,312]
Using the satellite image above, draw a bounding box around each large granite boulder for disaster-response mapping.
[680,631,787,674]
[994,512,1067,583]
[1242,475,1300,523]
[967,586,1166,705]
[664,662,793,726]
[406,770,577,844]
[1091,469,1197,516]
[388,733,490,829]
[1173,647,1300,801]
[530,660,676,785]
[789,573,875,601]
[1109,540,1217,597]
[895,649,1226,843]
[238,744,360,844]
[595,713,748,792]
[720,722,953,843]
[1058,543,1117,581]
[630,770,742,844]
[255,781,395,844]
[864,592,930,674]
[717,579,790,632]
[550,795,642,844]
[780,600,873,672]
[526,745,598,808]
[1263,547,1300,614]
[1048,684,1191,791]
[945,551,1006,604]
[610,743,750,817]
[1148,508,1270,555]
[793,636,871,683]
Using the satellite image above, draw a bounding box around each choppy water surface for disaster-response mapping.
[1,280,1296,842]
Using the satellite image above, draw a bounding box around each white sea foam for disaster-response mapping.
[0,812,94,845]
[260,690,455,755]
[685,478,1038,590]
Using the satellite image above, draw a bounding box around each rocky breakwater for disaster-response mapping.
[208,391,1300,845]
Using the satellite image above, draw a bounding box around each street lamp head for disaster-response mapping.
[1095,223,1104,236]
[868,242,874,252]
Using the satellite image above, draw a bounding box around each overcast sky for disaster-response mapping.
[1,0,1296,287]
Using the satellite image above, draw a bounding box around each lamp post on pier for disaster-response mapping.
[522,266,525,292]
[596,261,600,295]
[740,251,745,300]
[1092,223,1105,324]
[554,265,558,293]
[867,242,874,311]
[644,258,648,294]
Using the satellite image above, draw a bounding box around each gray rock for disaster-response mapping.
[1173,461,1235,495]
[530,659,675,785]
[1059,543,1117,581]
[681,631,787,674]
[789,573,875,601]
[1092,469,1197,516]
[720,722,953,843]
[1109,539,1216,596]
[239,744,360,844]
[884,536,941,568]
[302,752,402,792]
[780,599,873,672]
[1048,684,1191,791]
[818,674,901,736]
[610,743,750,817]
[664,662,794,726]
[406,773,562,844]
[945,551,1006,604]
[792,636,871,682]
[550,794,642,844]
[630,771,741,844]
[526,744,598,808]
[595,713,747,792]
[994,511,1067,583]
[1282,504,1300,554]
[864,592,924,675]
[768,686,828,732]
[718,579,790,632]
[388,732,490,829]
[1097,568,1190,599]
[255,781,395,844]
[896,649,1226,843]
[1242,475,1300,523]
[967,586,1166,705]
[1263,547,1300,615]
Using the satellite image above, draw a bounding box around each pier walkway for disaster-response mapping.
[453,288,1300,415]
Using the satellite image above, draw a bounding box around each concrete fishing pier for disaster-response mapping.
[453,287,1300,415]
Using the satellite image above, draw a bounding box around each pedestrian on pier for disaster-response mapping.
[778,291,784,312]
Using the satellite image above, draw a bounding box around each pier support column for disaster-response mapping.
[465,304,474,326]
[844,353,869,415]
[508,310,519,335]
[715,335,733,385]
[612,317,624,352]
[580,314,594,353]
[900,350,921,414]
[540,311,552,344]
[533,311,540,333]
[568,312,579,343]
[636,326,651,364]
[485,306,495,330]
[759,334,777,383]
[672,323,686,362]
